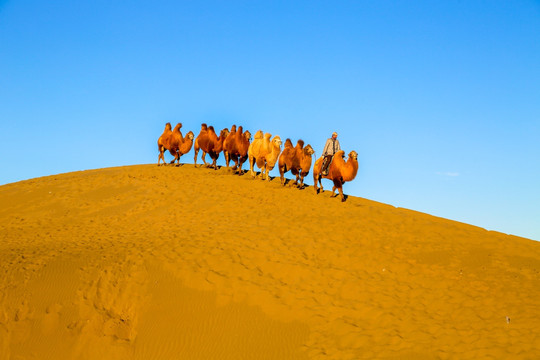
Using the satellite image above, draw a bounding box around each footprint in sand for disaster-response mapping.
[41,303,63,335]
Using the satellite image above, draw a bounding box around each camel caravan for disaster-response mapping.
[157,123,358,201]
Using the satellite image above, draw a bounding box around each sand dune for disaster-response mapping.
[1,164,539,359]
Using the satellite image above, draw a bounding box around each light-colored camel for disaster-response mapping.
[278,139,314,188]
[157,122,184,166]
[313,150,358,202]
[193,124,229,169]
[248,130,282,181]
[223,125,251,174]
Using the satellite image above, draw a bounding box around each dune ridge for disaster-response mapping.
[1,164,539,359]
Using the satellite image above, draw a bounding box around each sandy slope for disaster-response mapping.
[1,164,539,359]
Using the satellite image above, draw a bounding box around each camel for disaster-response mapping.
[223,125,251,174]
[278,139,315,188]
[157,122,172,166]
[313,150,358,202]
[248,130,282,181]
[157,122,184,166]
[193,124,230,169]
[177,131,195,163]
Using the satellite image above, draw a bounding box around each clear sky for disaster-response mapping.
[1,0,539,241]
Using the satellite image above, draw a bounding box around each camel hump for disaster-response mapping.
[208,126,215,133]
[335,150,345,157]
[173,123,182,132]
[254,130,264,139]
[297,139,304,148]
[201,123,208,130]
[165,122,172,130]
[284,138,293,148]
[237,126,243,133]
[264,133,272,140]
[230,124,237,132]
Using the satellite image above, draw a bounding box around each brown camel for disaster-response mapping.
[313,150,358,202]
[157,122,184,166]
[193,124,229,169]
[223,125,251,174]
[177,131,195,164]
[278,139,315,188]
[248,130,282,181]
[157,122,172,166]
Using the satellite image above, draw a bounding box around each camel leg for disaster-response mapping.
[224,151,230,169]
[299,172,307,189]
[314,176,324,193]
[201,151,208,166]
[332,179,343,200]
[238,159,243,175]
[339,187,345,202]
[194,148,199,167]
[158,150,164,166]
[279,165,286,185]
[262,163,268,180]
[250,156,256,178]
[238,156,247,175]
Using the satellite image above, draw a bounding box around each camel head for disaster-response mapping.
[304,144,315,156]
[244,130,251,141]
[187,131,194,140]
[272,136,282,148]
[349,151,358,161]
[220,128,230,138]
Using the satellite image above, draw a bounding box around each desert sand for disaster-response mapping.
[1,164,539,359]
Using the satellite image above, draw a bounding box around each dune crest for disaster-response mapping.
[1,164,539,359]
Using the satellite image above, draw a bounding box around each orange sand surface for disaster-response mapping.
[1,164,539,359]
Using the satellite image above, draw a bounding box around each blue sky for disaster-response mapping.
[1,0,539,241]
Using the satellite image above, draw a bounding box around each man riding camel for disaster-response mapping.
[321,131,341,176]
